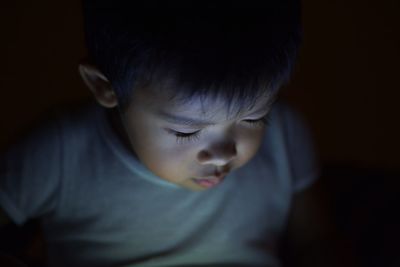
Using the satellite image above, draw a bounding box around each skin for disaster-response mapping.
[79,63,272,191]
[119,87,271,191]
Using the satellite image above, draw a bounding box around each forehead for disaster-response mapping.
[131,86,274,120]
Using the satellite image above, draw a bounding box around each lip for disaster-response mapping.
[192,174,227,188]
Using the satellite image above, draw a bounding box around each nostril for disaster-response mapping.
[214,168,229,178]
[197,150,211,162]
[229,145,237,157]
[197,141,237,164]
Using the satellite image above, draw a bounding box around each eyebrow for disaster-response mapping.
[246,105,271,116]
[157,111,216,127]
[156,105,271,127]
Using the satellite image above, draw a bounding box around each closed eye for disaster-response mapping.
[165,129,201,144]
[172,130,199,138]
[243,114,270,127]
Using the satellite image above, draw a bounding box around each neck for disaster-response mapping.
[107,108,138,159]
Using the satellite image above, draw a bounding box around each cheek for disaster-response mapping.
[129,127,196,178]
[143,147,197,182]
[236,128,265,166]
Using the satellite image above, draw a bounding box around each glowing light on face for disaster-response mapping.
[119,88,272,191]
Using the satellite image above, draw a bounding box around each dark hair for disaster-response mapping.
[82,0,302,110]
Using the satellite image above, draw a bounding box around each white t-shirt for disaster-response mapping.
[0,101,319,267]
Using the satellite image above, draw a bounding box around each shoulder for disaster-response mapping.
[268,100,308,131]
[0,101,105,225]
[0,100,104,187]
[57,102,106,143]
[259,100,320,192]
[259,100,313,155]
[3,101,101,152]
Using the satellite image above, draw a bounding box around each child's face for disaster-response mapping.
[120,88,271,191]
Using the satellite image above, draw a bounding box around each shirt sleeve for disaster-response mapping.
[0,118,62,225]
[281,103,320,193]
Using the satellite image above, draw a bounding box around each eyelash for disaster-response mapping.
[167,115,270,144]
[243,114,271,127]
[167,129,201,144]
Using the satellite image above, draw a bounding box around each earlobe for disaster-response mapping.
[78,63,118,108]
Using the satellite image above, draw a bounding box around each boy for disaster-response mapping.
[0,1,338,266]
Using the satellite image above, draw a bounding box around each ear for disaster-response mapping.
[78,63,118,108]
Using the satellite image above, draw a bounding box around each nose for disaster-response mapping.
[197,140,237,166]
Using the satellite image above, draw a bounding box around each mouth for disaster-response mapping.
[192,174,227,189]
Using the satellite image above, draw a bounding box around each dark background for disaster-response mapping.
[0,1,399,266]
[0,0,399,170]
